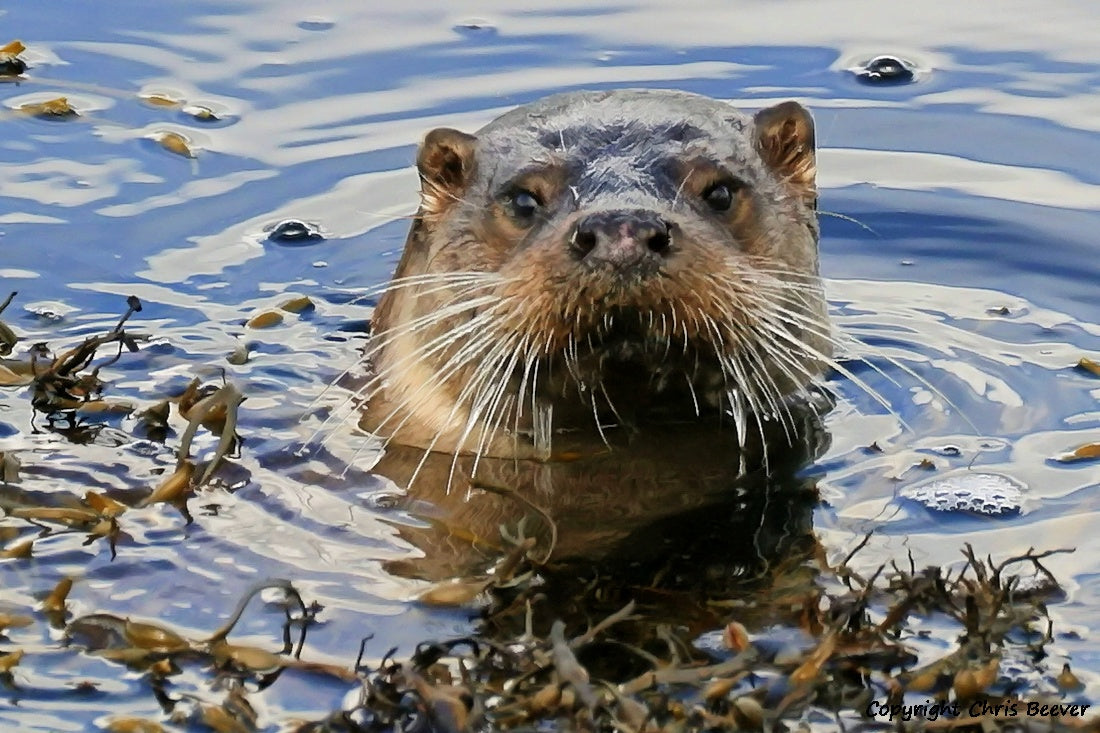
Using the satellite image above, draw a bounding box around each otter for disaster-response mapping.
[348,90,833,583]
[362,89,830,470]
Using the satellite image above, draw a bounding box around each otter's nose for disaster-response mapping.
[569,210,673,270]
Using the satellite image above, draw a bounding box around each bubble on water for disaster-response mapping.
[298,18,335,31]
[24,300,76,321]
[900,472,1024,515]
[454,18,498,36]
[364,492,404,510]
[266,219,324,245]
[126,440,168,458]
[851,55,918,85]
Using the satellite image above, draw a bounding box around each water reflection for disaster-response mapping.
[374,401,830,586]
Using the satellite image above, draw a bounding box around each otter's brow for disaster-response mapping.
[493,162,571,199]
[537,121,707,155]
[663,155,749,187]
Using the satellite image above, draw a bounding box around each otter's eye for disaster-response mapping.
[703,182,735,212]
[509,189,542,221]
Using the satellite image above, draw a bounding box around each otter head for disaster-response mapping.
[365,90,829,461]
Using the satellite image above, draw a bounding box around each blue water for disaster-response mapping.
[2,2,1100,729]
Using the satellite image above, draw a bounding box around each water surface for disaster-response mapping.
[2,1,1099,729]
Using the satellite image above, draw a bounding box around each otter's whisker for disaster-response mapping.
[447,331,528,488]
[475,389,515,477]
[746,286,937,414]
[735,334,797,445]
[337,303,505,425]
[718,346,771,474]
[754,314,913,431]
[684,372,701,417]
[672,168,695,208]
[513,340,540,439]
[397,326,522,490]
[596,379,624,427]
[323,271,509,309]
[817,209,879,236]
[361,320,511,458]
[299,279,507,432]
[373,322,509,443]
[741,327,817,441]
[725,387,749,475]
[590,391,611,449]
[760,287,979,433]
[470,332,530,476]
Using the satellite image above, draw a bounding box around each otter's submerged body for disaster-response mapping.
[363,90,830,469]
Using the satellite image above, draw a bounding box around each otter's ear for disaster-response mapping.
[416,128,478,216]
[754,101,816,208]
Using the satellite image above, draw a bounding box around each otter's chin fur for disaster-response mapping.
[362,89,830,462]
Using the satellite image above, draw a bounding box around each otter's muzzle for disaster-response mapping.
[569,210,673,272]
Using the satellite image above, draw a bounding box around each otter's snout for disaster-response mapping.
[569,210,673,271]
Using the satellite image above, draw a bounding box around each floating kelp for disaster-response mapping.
[0,294,147,415]
[0,361,33,387]
[1053,443,1100,463]
[0,538,32,559]
[226,342,250,365]
[135,399,171,440]
[0,40,27,76]
[246,296,316,328]
[84,491,127,518]
[104,718,168,733]
[0,291,18,355]
[290,541,1081,732]
[41,576,73,617]
[152,130,195,158]
[1076,357,1100,378]
[139,93,183,108]
[0,648,24,673]
[138,91,223,122]
[0,295,248,558]
[182,104,220,121]
[0,451,20,483]
[137,460,195,509]
[18,96,78,118]
[280,295,315,314]
[246,310,284,329]
[176,380,243,485]
[2,488,123,558]
[63,578,351,705]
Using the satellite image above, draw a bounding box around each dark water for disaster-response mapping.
[2,2,1099,729]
